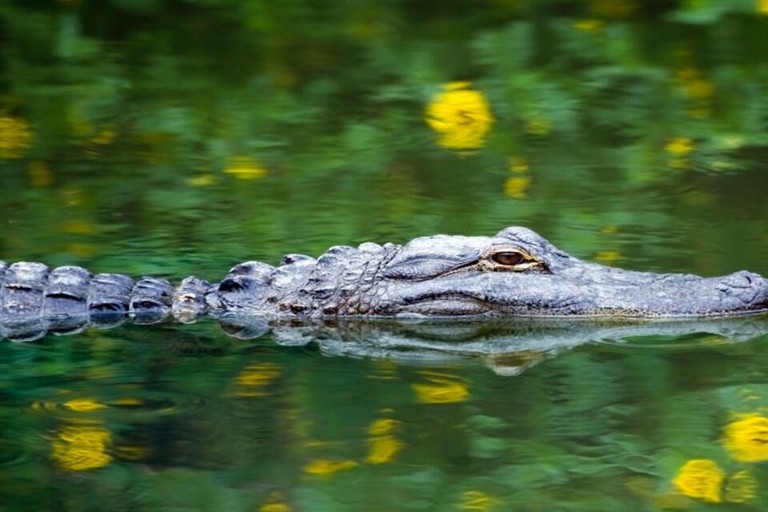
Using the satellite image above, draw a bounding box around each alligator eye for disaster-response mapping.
[490,251,528,266]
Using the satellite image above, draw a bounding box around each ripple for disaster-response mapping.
[0,439,34,468]
[29,391,206,420]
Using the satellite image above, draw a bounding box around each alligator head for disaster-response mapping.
[374,227,768,318]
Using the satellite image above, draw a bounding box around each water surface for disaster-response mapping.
[2,1,768,510]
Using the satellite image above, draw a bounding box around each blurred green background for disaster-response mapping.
[1,0,768,279]
[2,1,768,511]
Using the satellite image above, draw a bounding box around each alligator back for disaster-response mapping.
[0,261,213,341]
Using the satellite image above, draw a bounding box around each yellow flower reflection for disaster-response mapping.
[573,19,604,32]
[63,398,107,412]
[65,243,96,258]
[525,118,550,136]
[675,68,714,101]
[303,459,358,476]
[365,435,402,465]
[462,490,500,511]
[504,176,530,199]
[590,0,637,18]
[724,469,758,503]
[52,425,112,472]
[90,126,117,146]
[224,156,267,180]
[723,414,768,462]
[234,362,281,397]
[425,82,494,150]
[594,251,622,263]
[259,492,293,512]
[28,161,53,188]
[0,112,32,159]
[508,155,528,173]
[260,503,292,512]
[187,174,216,187]
[61,220,97,235]
[673,459,723,503]
[364,418,403,465]
[412,371,470,404]
[113,443,150,461]
[665,137,695,156]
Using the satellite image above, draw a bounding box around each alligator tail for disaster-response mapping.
[0,261,211,341]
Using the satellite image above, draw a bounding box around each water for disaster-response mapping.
[2,1,768,510]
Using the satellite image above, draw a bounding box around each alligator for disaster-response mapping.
[1,226,767,342]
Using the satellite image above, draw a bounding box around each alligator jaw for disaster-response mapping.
[387,267,768,319]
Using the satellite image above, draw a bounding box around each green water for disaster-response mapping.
[2,1,768,510]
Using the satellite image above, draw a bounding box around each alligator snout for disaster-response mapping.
[716,271,768,308]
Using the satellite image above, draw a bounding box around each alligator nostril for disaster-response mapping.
[718,271,759,290]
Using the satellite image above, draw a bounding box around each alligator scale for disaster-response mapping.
[1,227,767,342]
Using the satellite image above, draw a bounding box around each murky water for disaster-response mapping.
[2,1,768,510]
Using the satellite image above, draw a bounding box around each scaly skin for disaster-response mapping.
[1,226,767,341]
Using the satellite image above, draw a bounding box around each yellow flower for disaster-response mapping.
[462,491,500,511]
[224,156,267,179]
[665,137,695,156]
[724,470,758,503]
[759,0,768,15]
[0,112,32,159]
[52,425,112,472]
[412,371,470,404]
[503,176,530,199]
[722,414,768,462]
[425,82,494,149]
[303,459,358,476]
[573,19,605,32]
[672,459,724,503]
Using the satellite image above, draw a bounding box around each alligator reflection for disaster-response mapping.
[225,316,768,375]
[5,313,767,376]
